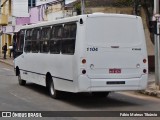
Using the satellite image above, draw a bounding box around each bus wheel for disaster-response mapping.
[92,92,110,98]
[18,74,26,86]
[49,80,61,99]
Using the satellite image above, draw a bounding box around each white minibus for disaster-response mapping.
[14,13,148,99]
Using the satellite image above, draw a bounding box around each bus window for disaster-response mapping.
[24,29,32,52]
[40,27,51,53]
[50,25,62,54]
[15,30,25,58]
[32,28,41,53]
[61,23,77,54]
[17,30,25,52]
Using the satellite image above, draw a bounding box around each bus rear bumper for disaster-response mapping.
[78,75,148,92]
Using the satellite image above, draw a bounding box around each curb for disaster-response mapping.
[138,90,160,98]
[0,60,14,67]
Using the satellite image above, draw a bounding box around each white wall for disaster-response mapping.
[12,0,29,17]
[47,11,63,21]
[11,17,16,25]
[47,10,73,21]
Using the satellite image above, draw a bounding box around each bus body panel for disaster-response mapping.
[77,75,147,92]
[19,53,76,91]
[77,14,148,92]
[14,13,148,94]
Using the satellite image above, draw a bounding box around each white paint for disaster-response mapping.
[14,13,148,94]
[12,0,29,17]
[47,11,63,20]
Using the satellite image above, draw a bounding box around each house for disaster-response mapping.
[0,0,12,55]
[0,0,55,55]
[45,0,74,21]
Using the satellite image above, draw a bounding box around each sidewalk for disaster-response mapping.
[0,55,14,67]
[139,73,160,98]
[0,56,160,98]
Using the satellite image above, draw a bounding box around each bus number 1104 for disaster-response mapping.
[87,47,98,52]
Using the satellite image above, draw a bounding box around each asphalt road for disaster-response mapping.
[0,62,160,120]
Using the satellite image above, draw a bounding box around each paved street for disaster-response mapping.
[0,62,160,120]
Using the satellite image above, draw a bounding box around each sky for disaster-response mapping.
[36,0,77,5]
[65,0,76,4]
[35,0,76,6]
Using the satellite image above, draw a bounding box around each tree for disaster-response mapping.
[74,1,81,15]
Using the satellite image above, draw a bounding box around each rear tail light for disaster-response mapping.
[143,59,147,63]
[82,59,86,64]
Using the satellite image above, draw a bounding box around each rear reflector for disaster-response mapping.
[82,70,86,74]
[143,69,147,73]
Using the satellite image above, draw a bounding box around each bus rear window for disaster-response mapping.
[86,17,142,47]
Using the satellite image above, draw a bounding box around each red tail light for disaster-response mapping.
[143,59,147,63]
[82,59,86,64]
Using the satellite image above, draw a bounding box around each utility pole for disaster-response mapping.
[0,0,1,56]
[154,0,160,89]
[154,0,159,14]
[0,0,1,14]
[81,0,85,14]
[62,0,65,18]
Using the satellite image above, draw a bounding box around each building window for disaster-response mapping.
[28,0,36,8]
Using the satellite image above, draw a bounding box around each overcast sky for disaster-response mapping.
[65,0,76,4]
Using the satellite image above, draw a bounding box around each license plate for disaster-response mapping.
[109,69,121,74]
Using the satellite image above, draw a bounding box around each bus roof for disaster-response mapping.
[21,13,140,29]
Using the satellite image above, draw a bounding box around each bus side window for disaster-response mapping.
[50,25,62,54]
[61,23,77,55]
[40,27,51,53]
[24,29,32,52]
[15,30,25,57]
[17,30,25,52]
[32,28,41,53]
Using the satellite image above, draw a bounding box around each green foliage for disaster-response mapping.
[115,0,132,4]
[113,0,133,7]
[74,2,81,15]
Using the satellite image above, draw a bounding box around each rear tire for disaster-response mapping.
[18,74,26,86]
[92,92,110,98]
[48,79,61,99]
